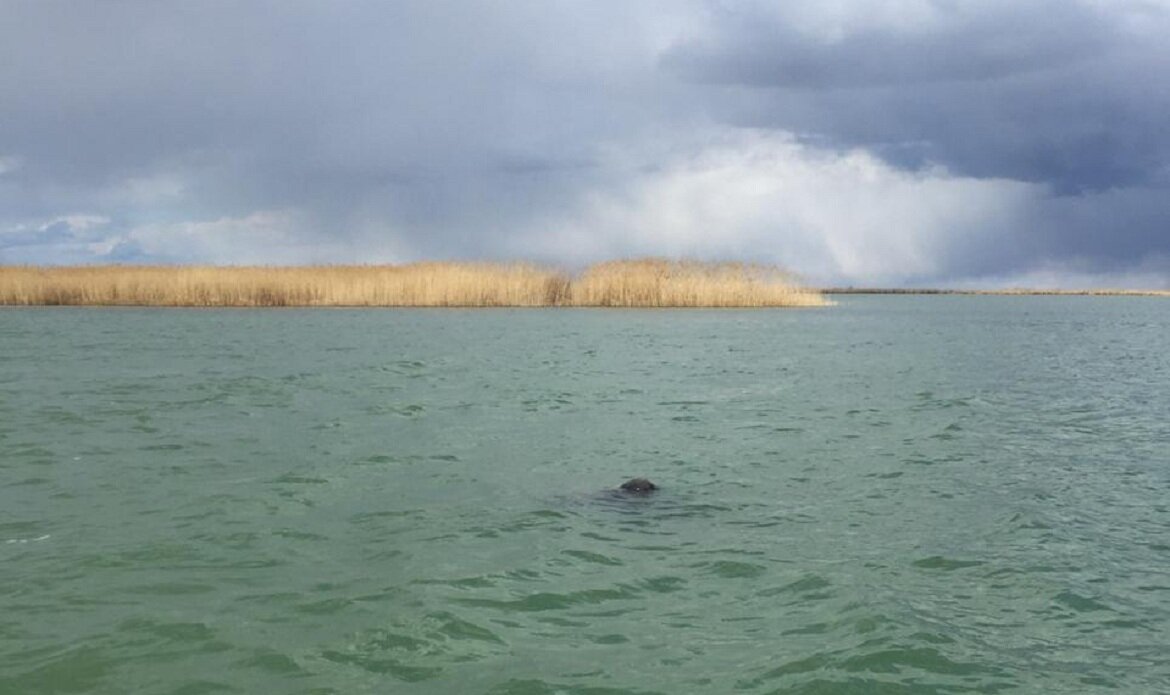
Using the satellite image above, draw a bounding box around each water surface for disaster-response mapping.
[2,297,1168,693]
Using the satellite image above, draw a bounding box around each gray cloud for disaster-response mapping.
[1,1,692,255]
[1,0,1168,287]
[664,1,1115,88]
[664,1,1170,191]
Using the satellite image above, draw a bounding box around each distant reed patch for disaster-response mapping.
[570,259,826,307]
[0,260,828,308]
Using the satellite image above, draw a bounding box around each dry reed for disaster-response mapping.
[570,259,827,307]
[0,260,826,308]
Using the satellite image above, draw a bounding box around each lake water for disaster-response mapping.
[2,297,1168,694]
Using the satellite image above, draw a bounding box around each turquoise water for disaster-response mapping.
[1,297,1168,694]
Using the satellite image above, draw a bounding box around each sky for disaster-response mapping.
[2,0,1169,288]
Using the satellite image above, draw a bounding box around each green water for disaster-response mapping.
[2,297,1168,694]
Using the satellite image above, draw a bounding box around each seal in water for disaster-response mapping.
[619,478,657,494]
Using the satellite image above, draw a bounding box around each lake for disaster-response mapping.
[2,297,1168,693]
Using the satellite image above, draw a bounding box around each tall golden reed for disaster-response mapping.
[570,259,826,307]
[0,260,826,307]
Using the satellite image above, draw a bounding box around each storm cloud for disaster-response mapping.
[2,0,1167,286]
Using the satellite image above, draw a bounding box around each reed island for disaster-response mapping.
[0,259,829,308]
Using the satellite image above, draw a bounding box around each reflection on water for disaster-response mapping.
[1,298,1169,693]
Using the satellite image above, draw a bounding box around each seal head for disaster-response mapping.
[619,477,657,494]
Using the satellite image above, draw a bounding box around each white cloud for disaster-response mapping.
[123,210,317,264]
[0,213,109,242]
[519,130,1039,285]
[124,209,407,265]
[40,214,110,232]
[0,213,112,264]
[0,155,23,176]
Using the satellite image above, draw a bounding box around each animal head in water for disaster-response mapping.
[619,478,657,494]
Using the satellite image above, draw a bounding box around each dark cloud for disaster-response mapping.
[1,1,678,257]
[664,1,1170,192]
[664,1,1113,88]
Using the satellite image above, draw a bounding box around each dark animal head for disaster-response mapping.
[619,478,657,494]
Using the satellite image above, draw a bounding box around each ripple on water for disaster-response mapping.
[911,556,986,571]
[736,638,1015,693]
[562,549,624,566]
[455,586,640,614]
[1052,590,1113,613]
[414,575,498,590]
[487,680,668,695]
[318,611,508,683]
[233,648,307,677]
[759,574,833,601]
[0,646,116,695]
[700,560,767,579]
[122,582,217,596]
[632,576,687,594]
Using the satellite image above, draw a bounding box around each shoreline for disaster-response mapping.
[821,288,1170,296]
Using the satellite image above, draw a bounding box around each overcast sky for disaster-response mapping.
[2,0,1169,287]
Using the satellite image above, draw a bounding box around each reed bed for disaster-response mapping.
[570,259,827,307]
[0,260,827,307]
